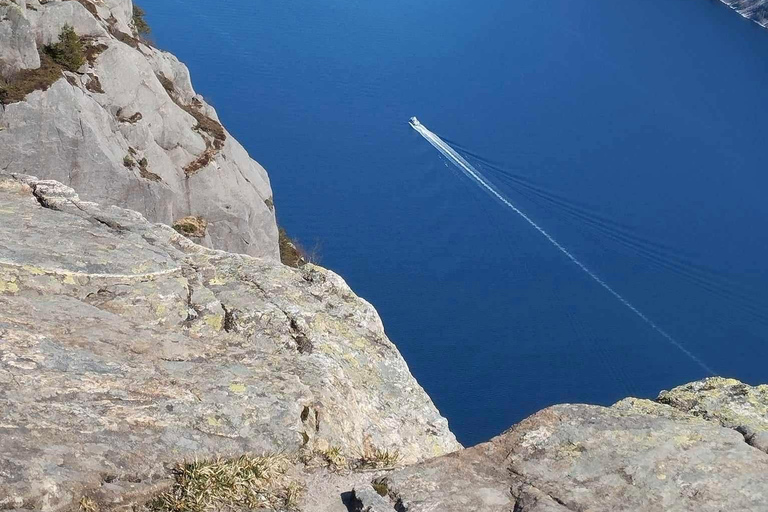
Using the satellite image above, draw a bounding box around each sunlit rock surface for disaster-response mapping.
[353,379,768,512]
[0,175,459,510]
[0,0,278,259]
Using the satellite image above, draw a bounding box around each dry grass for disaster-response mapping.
[148,454,303,512]
[82,39,107,65]
[173,216,208,238]
[278,227,307,268]
[0,52,62,104]
[138,157,162,182]
[72,0,98,18]
[320,446,347,469]
[155,72,227,176]
[357,447,402,469]
[79,496,99,512]
[85,73,104,93]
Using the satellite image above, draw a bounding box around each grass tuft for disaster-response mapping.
[320,446,347,469]
[357,447,402,469]
[173,216,208,238]
[148,454,303,512]
[79,496,99,512]
[372,480,389,497]
[279,227,308,268]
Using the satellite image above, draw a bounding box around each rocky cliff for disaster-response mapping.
[0,0,278,259]
[354,377,768,512]
[717,0,768,27]
[2,1,768,511]
[0,174,459,510]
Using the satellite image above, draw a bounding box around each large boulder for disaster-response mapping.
[0,0,279,260]
[0,1,39,76]
[658,377,768,453]
[0,175,459,510]
[354,383,768,512]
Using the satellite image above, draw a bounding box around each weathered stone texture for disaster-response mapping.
[0,0,278,260]
[0,175,459,510]
[355,383,768,512]
[659,377,768,453]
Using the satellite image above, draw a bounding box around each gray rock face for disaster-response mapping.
[658,377,768,453]
[355,383,768,512]
[0,175,459,511]
[717,0,768,27]
[0,0,279,260]
[0,1,39,76]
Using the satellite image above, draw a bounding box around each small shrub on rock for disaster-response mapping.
[44,25,85,72]
[0,52,63,104]
[133,4,151,37]
[173,216,208,238]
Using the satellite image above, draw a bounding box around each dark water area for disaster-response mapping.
[145,0,768,446]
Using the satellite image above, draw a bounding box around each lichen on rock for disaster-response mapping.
[0,174,459,511]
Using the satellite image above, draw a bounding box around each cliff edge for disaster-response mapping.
[0,174,460,510]
[354,377,768,512]
[2,1,768,511]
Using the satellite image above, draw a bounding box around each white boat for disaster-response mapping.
[409,116,421,128]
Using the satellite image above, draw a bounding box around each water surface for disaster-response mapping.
[145,0,768,446]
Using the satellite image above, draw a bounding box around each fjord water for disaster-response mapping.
[145,0,768,446]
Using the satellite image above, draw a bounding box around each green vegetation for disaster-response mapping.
[357,447,402,469]
[78,496,99,512]
[155,72,228,175]
[372,480,389,497]
[123,155,134,168]
[279,227,307,268]
[172,216,208,238]
[319,446,347,469]
[0,52,63,104]
[133,4,151,37]
[0,25,92,104]
[44,25,85,72]
[148,454,303,512]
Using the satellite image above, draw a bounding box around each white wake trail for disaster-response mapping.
[409,117,715,375]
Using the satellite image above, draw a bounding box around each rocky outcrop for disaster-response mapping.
[659,377,768,453]
[0,174,459,510]
[0,0,278,259]
[353,379,768,511]
[717,0,768,27]
[3,174,768,511]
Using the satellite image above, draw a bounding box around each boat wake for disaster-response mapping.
[409,116,715,375]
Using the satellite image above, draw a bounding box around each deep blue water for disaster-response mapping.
[145,0,768,446]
